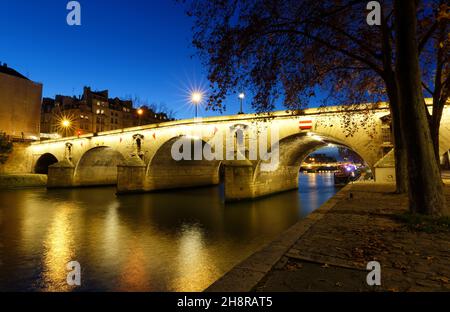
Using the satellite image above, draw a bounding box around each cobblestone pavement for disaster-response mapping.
[255,183,450,292]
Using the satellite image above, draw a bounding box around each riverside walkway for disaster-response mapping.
[207,181,450,292]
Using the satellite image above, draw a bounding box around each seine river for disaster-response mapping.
[0,173,340,291]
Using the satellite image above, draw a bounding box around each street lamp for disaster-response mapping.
[238,92,245,114]
[191,91,202,118]
[137,108,143,126]
[60,119,71,137]
[62,119,71,128]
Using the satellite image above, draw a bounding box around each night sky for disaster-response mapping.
[0,0,241,119]
[1,0,338,156]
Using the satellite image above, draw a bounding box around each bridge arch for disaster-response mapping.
[258,131,364,165]
[146,135,221,190]
[262,132,366,166]
[74,146,125,186]
[224,131,371,201]
[34,153,59,174]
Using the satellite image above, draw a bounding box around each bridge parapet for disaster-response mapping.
[27,102,450,201]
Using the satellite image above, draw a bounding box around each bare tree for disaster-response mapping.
[149,102,177,120]
[128,95,177,120]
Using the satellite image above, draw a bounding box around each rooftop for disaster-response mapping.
[0,63,29,80]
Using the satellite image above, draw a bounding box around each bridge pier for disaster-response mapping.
[117,156,220,194]
[224,163,299,201]
[223,163,256,200]
[146,165,220,191]
[117,154,147,193]
[47,158,75,188]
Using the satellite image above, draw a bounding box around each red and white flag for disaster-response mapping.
[299,120,313,130]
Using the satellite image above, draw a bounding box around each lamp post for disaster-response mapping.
[61,119,71,137]
[62,119,70,128]
[191,92,202,118]
[238,93,245,114]
[137,108,143,126]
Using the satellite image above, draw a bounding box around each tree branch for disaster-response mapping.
[418,21,438,54]
[321,21,381,60]
[422,81,434,96]
[267,28,384,76]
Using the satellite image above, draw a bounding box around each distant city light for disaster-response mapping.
[137,108,144,115]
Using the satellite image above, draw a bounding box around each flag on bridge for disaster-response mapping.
[299,120,313,130]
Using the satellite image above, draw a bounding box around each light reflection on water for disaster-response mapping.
[42,204,76,291]
[0,173,339,291]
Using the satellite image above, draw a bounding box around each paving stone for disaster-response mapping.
[255,183,450,292]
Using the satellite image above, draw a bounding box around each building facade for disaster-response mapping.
[41,87,170,137]
[0,63,42,140]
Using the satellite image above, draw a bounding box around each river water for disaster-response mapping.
[0,173,340,291]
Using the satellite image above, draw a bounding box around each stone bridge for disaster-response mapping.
[27,102,450,201]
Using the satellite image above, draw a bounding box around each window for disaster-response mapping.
[381,126,392,144]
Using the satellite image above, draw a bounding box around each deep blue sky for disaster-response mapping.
[0,0,339,155]
[0,0,254,119]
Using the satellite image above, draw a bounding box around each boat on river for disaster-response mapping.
[334,164,361,185]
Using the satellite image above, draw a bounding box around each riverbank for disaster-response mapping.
[0,174,47,188]
[206,181,450,292]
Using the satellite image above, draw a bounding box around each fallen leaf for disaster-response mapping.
[439,277,449,284]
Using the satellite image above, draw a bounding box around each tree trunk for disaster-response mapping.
[429,16,447,169]
[394,0,447,216]
[430,113,442,168]
[385,78,408,193]
[380,8,407,194]
[391,101,409,193]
